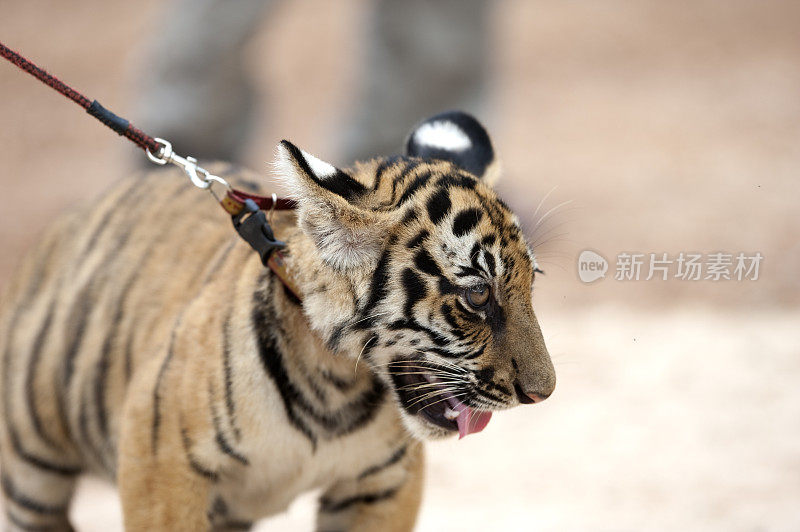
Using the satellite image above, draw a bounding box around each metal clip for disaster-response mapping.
[146,137,231,194]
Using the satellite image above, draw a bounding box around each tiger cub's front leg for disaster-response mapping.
[117,355,214,532]
[316,443,424,532]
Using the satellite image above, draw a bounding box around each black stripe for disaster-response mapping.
[61,283,93,388]
[400,207,419,225]
[1,474,67,515]
[406,229,429,249]
[254,306,386,441]
[414,248,442,278]
[387,166,401,204]
[372,156,400,191]
[454,299,482,323]
[3,302,81,476]
[123,323,135,383]
[7,427,80,477]
[440,303,466,340]
[476,387,509,404]
[326,322,346,352]
[303,372,330,405]
[77,386,103,467]
[438,276,459,295]
[61,216,133,434]
[6,509,55,531]
[386,159,423,203]
[452,208,483,237]
[180,428,219,481]
[487,298,506,333]
[123,202,200,385]
[396,171,431,205]
[252,299,317,447]
[280,140,366,201]
[208,380,249,465]
[427,346,466,359]
[89,188,161,448]
[437,173,477,190]
[469,242,484,273]
[474,367,495,382]
[357,445,408,479]
[355,246,393,329]
[332,375,385,437]
[317,170,367,201]
[495,195,512,212]
[461,343,487,360]
[396,159,422,181]
[319,487,399,513]
[151,326,178,455]
[481,376,512,397]
[2,250,82,477]
[401,268,427,317]
[24,300,59,449]
[254,275,385,442]
[387,319,451,349]
[94,269,139,451]
[455,265,482,279]
[426,189,451,225]
[74,179,139,262]
[221,313,241,441]
[319,369,356,391]
[483,250,497,277]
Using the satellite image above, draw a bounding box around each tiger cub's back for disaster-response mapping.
[0,165,267,477]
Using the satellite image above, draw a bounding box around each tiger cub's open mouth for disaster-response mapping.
[388,364,492,439]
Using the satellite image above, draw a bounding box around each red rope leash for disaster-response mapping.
[0,42,90,107]
[1,40,301,300]
[0,40,296,213]
[0,42,161,153]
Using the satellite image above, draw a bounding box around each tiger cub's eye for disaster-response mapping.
[466,284,491,308]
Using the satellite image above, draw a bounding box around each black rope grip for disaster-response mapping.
[231,199,286,266]
[86,100,130,136]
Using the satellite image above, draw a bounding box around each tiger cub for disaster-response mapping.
[0,111,555,531]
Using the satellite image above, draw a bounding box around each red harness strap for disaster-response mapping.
[0,41,301,300]
[226,189,297,211]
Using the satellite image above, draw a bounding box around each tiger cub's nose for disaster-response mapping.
[514,381,552,404]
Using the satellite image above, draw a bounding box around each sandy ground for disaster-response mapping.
[1,1,799,530]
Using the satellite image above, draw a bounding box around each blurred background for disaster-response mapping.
[1,1,799,530]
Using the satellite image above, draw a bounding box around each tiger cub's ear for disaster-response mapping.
[274,140,390,271]
[405,110,501,186]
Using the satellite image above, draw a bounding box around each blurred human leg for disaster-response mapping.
[136,0,276,162]
[341,0,491,162]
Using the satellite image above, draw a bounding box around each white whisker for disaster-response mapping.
[353,336,377,374]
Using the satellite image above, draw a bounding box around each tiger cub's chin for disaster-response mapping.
[402,414,458,441]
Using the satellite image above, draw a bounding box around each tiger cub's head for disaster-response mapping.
[276,111,555,440]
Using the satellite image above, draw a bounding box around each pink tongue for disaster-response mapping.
[451,401,492,439]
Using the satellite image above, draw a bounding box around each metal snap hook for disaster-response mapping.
[182,156,212,189]
[144,137,231,195]
[146,137,172,165]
